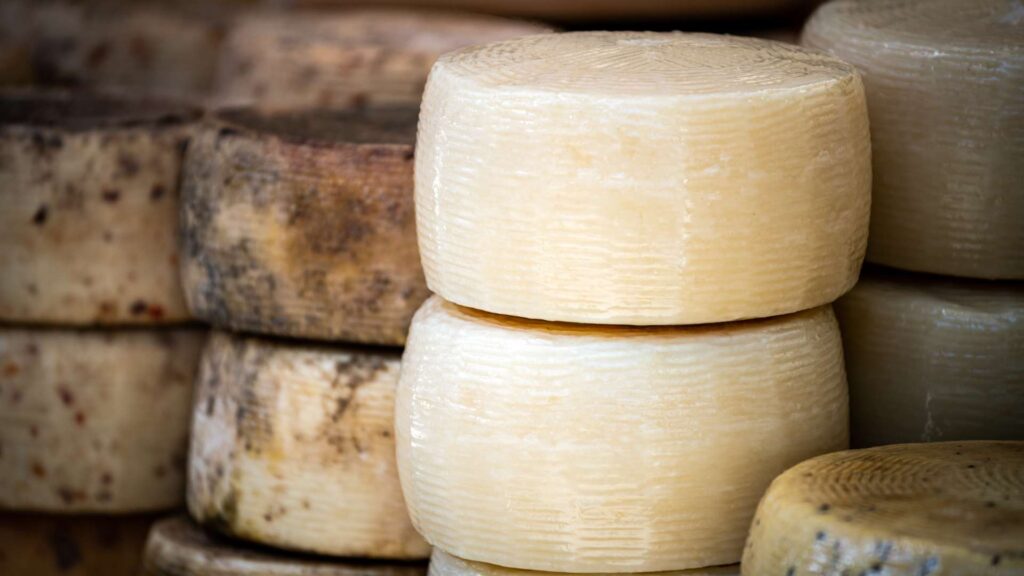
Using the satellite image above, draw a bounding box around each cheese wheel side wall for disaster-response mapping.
[428,549,741,576]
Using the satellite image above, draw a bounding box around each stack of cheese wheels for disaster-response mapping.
[803,0,1024,446]
[181,106,430,562]
[399,31,870,573]
[0,90,205,575]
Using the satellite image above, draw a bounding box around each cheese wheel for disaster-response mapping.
[396,296,849,572]
[429,549,740,576]
[0,90,198,325]
[213,9,550,109]
[0,327,204,512]
[143,515,428,576]
[187,331,430,559]
[742,441,1024,575]
[416,32,871,325]
[802,0,1024,279]
[181,107,428,345]
[0,0,83,86]
[834,268,1024,448]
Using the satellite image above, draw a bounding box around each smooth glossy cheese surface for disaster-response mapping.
[397,296,849,572]
[742,441,1024,575]
[429,549,739,576]
[0,91,198,325]
[181,107,428,345]
[834,268,1024,448]
[416,31,871,325]
[0,327,204,512]
[188,331,429,559]
[803,0,1024,279]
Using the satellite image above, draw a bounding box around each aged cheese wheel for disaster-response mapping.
[188,331,429,559]
[0,0,83,86]
[0,327,204,512]
[742,441,1024,575]
[416,32,871,325]
[181,107,428,345]
[834,268,1024,448]
[429,549,740,576]
[397,296,849,572]
[143,515,428,576]
[213,9,550,109]
[0,90,197,325]
[802,0,1024,279]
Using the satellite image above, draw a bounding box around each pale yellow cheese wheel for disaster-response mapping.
[397,296,849,572]
[416,31,871,325]
[429,549,739,576]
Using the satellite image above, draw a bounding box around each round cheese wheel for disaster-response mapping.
[802,0,1024,279]
[742,441,1024,575]
[416,32,871,325]
[429,549,740,576]
[181,107,429,345]
[0,90,198,325]
[142,515,428,576]
[834,268,1024,448]
[0,327,204,512]
[396,296,849,572]
[187,331,430,559]
[213,9,550,109]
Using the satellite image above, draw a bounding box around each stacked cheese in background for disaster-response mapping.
[398,31,871,573]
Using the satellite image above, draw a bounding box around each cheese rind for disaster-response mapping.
[397,296,849,572]
[742,441,1024,575]
[429,549,740,576]
[187,331,430,559]
[834,268,1024,447]
[0,327,204,512]
[802,0,1024,279]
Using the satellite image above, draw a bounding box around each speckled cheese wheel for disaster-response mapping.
[416,31,871,325]
[802,0,1024,279]
[187,331,429,559]
[742,441,1024,575]
[396,296,849,572]
[142,516,428,576]
[834,268,1024,448]
[0,327,204,512]
[212,9,550,109]
[429,549,740,576]
[181,107,429,345]
[0,90,198,325]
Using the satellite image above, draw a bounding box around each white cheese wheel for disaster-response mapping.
[0,327,204,512]
[415,31,871,325]
[396,296,849,572]
[834,268,1024,448]
[187,331,430,559]
[429,549,739,576]
[0,90,197,325]
[802,0,1024,279]
[143,515,428,576]
[742,441,1024,575]
[181,107,429,345]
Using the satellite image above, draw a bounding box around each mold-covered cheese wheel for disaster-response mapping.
[181,107,429,345]
[187,331,429,559]
[835,268,1024,447]
[742,441,1024,575]
[142,515,428,576]
[0,327,204,512]
[213,9,549,109]
[803,0,1024,279]
[416,32,871,325]
[397,296,849,572]
[429,549,739,576]
[0,90,198,325]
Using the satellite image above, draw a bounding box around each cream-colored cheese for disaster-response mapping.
[802,0,1024,279]
[429,549,739,576]
[397,296,849,572]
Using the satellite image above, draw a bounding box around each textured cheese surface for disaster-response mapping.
[416,31,871,325]
[213,9,549,109]
[743,441,1024,575]
[397,296,849,572]
[835,268,1024,447]
[188,331,429,559]
[0,91,197,325]
[429,549,739,576]
[803,0,1024,279]
[143,516,428,576]
[0,327,204,512]
[181,107,429,345]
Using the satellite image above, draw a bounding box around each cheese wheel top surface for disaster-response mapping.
[429,550,739,576]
